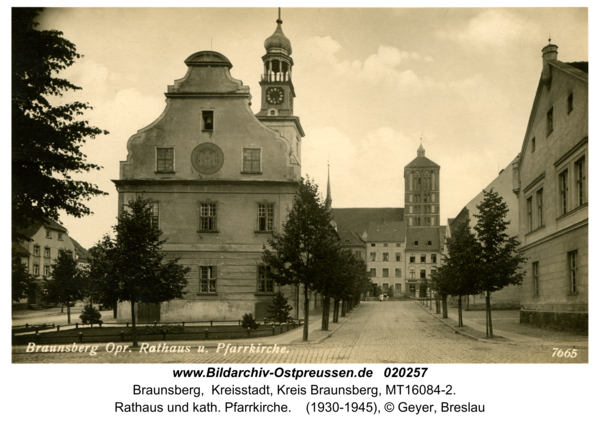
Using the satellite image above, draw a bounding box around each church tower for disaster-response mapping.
[404,142,440,227]
[256,9,304,166]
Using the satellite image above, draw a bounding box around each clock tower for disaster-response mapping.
[256,9,304,166]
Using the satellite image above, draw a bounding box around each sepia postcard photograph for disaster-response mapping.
[8,4,593,420]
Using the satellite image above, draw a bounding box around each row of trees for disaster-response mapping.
[430,190,527,338]
[262,178,372,341]
[37,198,190,347]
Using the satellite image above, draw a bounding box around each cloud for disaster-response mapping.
[435,9,540,48]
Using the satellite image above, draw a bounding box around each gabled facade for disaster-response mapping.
[364,221,406,296]
[405,226,446,297]
[513,42,588,331]
[114,17,305,323]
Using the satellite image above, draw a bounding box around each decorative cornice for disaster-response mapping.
[519,218,587,252]
[112,179,299,188]
[165,92,250,99]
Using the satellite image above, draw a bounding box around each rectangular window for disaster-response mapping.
[395,268,402,277]
[156,148,174,172]
[370,268,376,277]
[46,230,52,238]
[370,252,376,262]
[257,204,274,232]
[395,283,402,293]
[427,240,432,246]
[536,188,544,227]
[149,203,159,229]
[395,252,401,262]
[559,169,569,215]
[431,254,437,264]
[410,269,416,279]
[414,241,419,246]
[420,269,426,279]
[382,283,389,292]
[371,243,376,247]
[243,148,261,173]
[33,264,39,275]
[382,252,389,262]
[575,157,585,207]
[531,137,536,152]
[199,203,217,231]
[568,251,578,293]
[409,255,415,263]
[57,233,63,241]
[568,93,573,114]
[33,245,40,256]
[383,243,388,247]
[257,266,274,293]
[202,110,214,131]
[44,247,51,258]
[527,196,533,232]
[420,254,426,263]
[532,261,539,296]
[200,266,217,293]
[382,268,389,278]
[396,243,401,247]
[546,107,553,136]
[44,265,51,276]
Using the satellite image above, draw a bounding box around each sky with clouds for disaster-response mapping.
[34,7,588,248]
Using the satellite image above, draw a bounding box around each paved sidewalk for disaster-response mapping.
[419,302,588,348]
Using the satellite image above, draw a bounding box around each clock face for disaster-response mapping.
[266,87,284,105]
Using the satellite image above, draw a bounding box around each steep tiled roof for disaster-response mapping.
[71,238,91,262]
[405,226,445,251]
[15,218,68,239]
[404,155,440,168]
[365,220,406,242]
[339,230,365,248]
[332,208,404,237]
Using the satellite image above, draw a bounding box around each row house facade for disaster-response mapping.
[513,42,588,331]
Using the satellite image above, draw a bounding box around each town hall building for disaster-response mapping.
[114,15,305,322]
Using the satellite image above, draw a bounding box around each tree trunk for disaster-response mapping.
[303,284,309,342]
[442,294,448,318]
[457,296,463,327]
[333,299,339,323]
[341,300,346,317]
[321,296,330,331]
[131,301,138,347]
[486,291,493,338]
[67,302,71,324]
[113,303,117,319]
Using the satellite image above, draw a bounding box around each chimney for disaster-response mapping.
[542,41,558,87]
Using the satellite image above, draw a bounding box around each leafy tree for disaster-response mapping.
[474,189,527,338]
[434,219,482,326]
[267,291,293,324]
[262,177,334,341]
[12,8,108,243]
[12,253,37,302]
[44,249,84,324]
[86,239,120,318]
[89,197,190,347]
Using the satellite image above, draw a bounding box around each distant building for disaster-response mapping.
[113,15,307,322]
[332,145,445,298]
[512,42,588,331]
[12,218,87,308]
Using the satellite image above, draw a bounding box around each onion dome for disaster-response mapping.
[264,18,292,55]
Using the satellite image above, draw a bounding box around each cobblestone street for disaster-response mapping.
[12,301,588,364]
